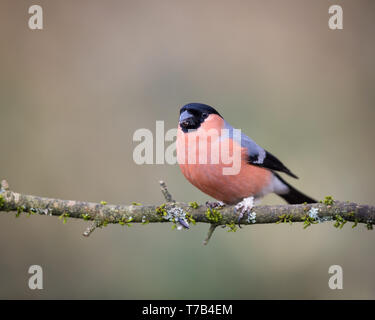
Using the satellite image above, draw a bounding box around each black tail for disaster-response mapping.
[274,173,316,204]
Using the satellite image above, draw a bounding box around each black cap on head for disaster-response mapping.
[180,103,222,118]
[179,103,222,132]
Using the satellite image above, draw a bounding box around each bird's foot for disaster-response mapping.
[205,200,225,210]
[235,196,255,228]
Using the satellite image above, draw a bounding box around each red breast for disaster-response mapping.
[177,114,272,204]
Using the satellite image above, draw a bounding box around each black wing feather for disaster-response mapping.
[248,151,299,179]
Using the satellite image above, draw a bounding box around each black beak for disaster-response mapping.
[179,110,195,129]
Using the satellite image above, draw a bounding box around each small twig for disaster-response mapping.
[203,224,217,245]
[159,180,175,203]
[82,220,101,237]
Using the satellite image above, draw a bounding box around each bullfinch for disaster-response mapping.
[176,103,316,224]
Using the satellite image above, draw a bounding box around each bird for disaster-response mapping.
[176,103,316,224]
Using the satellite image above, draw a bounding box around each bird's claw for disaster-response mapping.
[235,197,255,228]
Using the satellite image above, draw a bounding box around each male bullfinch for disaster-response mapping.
[176,103,316,224]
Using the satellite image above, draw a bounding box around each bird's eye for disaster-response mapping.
[202,113,208,119]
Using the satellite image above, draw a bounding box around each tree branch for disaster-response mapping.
[0,179,374,244]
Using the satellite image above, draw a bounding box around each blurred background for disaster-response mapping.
[0,0,374,299]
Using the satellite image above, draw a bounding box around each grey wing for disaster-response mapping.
[223,121,298,178]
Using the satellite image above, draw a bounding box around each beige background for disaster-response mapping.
[0,0,374,299]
